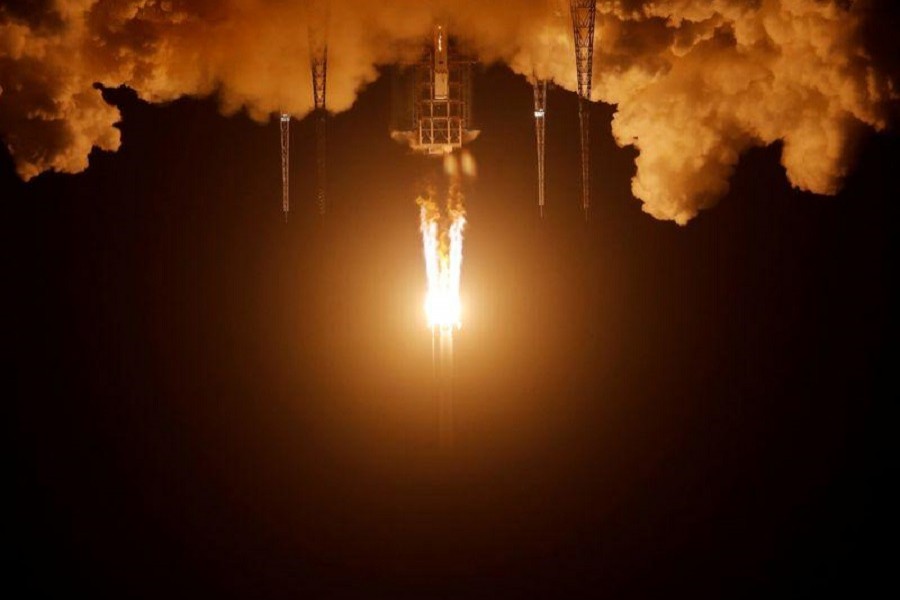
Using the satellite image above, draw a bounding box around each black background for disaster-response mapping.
[7,57,896,597]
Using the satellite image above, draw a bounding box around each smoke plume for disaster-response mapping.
[1,0,897,222]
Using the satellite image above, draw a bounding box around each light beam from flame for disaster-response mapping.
[417,183,466,331]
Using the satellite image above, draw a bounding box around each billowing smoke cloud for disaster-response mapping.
[589,0,899,223]
[1,1,897,222]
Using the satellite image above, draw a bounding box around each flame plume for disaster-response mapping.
[417,182,466,331]
[417,179,466,450]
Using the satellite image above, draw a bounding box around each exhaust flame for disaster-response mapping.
[417,183,466,331]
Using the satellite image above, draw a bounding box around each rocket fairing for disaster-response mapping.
[434,25,450,101]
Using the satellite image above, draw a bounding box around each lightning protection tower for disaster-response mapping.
[309,6,328,215]
[570,0,597,218]
[533,78,548,217]
[280,113,290,221]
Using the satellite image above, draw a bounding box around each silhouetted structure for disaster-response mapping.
[570,0,597,217]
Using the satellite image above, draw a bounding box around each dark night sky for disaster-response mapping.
[6,61,897,597]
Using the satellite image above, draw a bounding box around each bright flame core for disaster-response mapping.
[418,188,466,331]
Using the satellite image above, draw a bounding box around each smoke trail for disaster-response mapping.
[2,1,897,222]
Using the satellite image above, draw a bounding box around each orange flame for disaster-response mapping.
[417,183,466,331]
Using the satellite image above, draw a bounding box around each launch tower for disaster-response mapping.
[391,25,479,156]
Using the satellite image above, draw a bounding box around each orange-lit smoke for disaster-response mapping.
[2,1,897,222]
[417,182,466,331]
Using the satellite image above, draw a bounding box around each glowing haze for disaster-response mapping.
[1,0,897,222]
